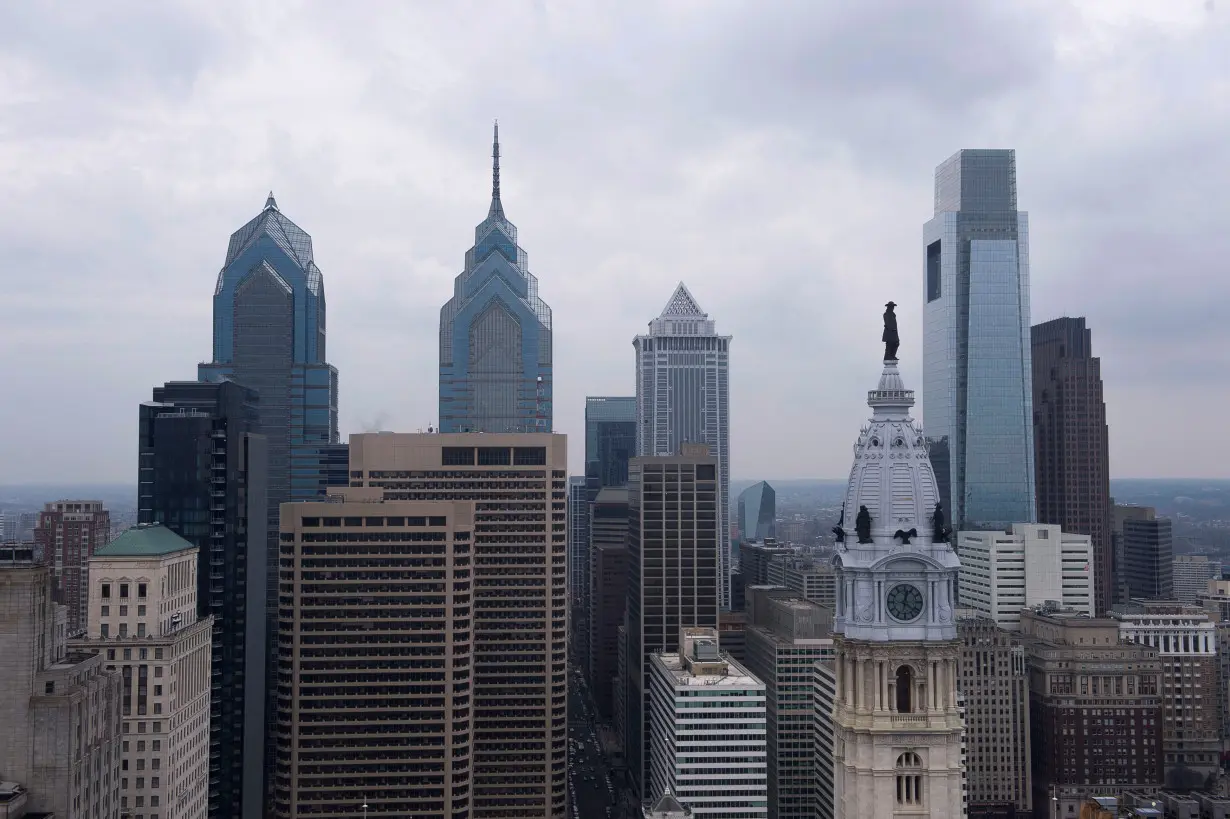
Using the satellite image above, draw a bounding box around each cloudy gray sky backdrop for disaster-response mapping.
[1,0,1225,483]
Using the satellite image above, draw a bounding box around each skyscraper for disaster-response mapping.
[624,444,720,803]
[346,433,568,818]
[923,149,1035,529]
[33,500,111,632]
[1120,508,1174,601]
[585,396,637,494]
[139,380,268,819]
[1032,316,1113,613]
[634,283,731,607]
[737,481,776,544]
[439,124,553,433]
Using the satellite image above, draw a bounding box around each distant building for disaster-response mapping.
[957,523,1094,628]
[1117,507,1174,601]
[635,283,732,609]
[718,610,747,664]
[586,396,637,492]
[1198,580,1230,751]
[923,148,1036,530]
[1032,317,1113,614]
[766,553,837,610]
[957,613,1031,818]
[1115,602,1220,789]
[1020,606,1163,815]
[33,500,111,632]
[1173,555,1220,604]
[569,475,589,603]
[740,539,793,588]
[138,379,268,819]
[72,524,213,819]
[648,628,767,818]
[0,557,122,819]
[439,124,553,434]
[590,487,631,721]
[277,493,476,816]
[738,482,777,545]
[624,445,721,803]
[742,590,834,819]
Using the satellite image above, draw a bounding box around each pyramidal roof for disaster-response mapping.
[646,787,691,817]
[658,282,706,318]
[224,193,315,270]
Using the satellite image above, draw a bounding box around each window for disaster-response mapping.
[477,446,513,466]
[138,583,147,598]
[107,649,115,660]
[152,740,160,751]
[119,624,128,638]
[154,685,162,696]
[154,648,163,660]
[896,665,914,714]
[101,624,110,638]
[513,446,547,466]
[137,624,146,638]
[101,605,109,616]
[442,447,476,466]
[697,464,716,480]
[926,240,942,302]
[138,605,146,616]
[120,584,129,598]
[896,752,923,805]
[120,606,128,616]
[102,584,111,599]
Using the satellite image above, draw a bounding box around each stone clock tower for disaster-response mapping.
[831,337,966,818]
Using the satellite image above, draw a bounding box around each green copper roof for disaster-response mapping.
[94,524,194,557]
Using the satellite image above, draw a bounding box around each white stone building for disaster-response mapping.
[1173,555,1221,604]
[73,523,212,819]
[831,356,965,818]
[957,523,1094,629]
[648,627,767,818]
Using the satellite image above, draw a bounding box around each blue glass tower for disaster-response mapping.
[923,149,1035,529]
[198,194,339,813]
[439,124,553,432]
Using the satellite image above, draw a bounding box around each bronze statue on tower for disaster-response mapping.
[883,301,899,361]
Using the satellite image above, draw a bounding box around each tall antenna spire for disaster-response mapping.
[488,119,505,219]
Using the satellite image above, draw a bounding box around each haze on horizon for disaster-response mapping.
[1,1,1226,484]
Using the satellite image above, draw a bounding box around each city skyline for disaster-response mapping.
[3,2,1228,483]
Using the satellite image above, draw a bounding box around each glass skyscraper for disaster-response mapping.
[737,480,776,543]
[634,284,731,608]
[439,124,553,433]
[197,193,339,812]
[923,149,1035,529]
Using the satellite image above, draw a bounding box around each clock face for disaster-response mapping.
[886,584,924,622]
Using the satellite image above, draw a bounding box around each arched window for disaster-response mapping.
[896,752,923,806]
[896,665,913,713]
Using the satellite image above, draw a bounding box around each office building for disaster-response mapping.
[586,396,637,493]
[831,354,965,817]
[345,432,568,818]
[1020,606,1163,815]
[765,554,837,610]
[275,494,476,817]
[33,500,111,632]
[1198,580,1230,750]
[957,523,1094,629]
[439,124,553,433]
[648,627,767,818]
[589,487,631,721]
[138,379,268,819]
[1032,317,1113,614]
[956,613,1031,818]
[0,558,122,819]
[74,524,213,819]
[718,610,747,664]
[811,661,837,819]
[739,539,793,588]
[569,475,588,604]
[1119,508,1174,601]
[737,481,776,545]
[923,148,1035,530]
[1115,602,1220,789]
[1174,555,1220,604]
[624,445,720,803]
[634,283,731,608]
[742,590,834,819]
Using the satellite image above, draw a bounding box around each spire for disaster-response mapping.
[265,191,278,211]
[488,120,505,220]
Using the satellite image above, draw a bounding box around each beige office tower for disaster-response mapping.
[956,613,1031,818]
[72,523,214,819]
[300,433,569,819]
[0,551,122,819]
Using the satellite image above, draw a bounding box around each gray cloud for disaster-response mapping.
[0,0,1226,484]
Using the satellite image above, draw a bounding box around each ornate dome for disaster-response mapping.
[842,361,939,539]
[833,359,960,643]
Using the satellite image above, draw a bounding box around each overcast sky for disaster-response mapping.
[1,0,1226,484]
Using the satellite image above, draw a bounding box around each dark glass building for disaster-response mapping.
[139,380,268,819]
[923,149,1035,529]
[1032,317,1113,613]
[588,487,630,721]
[1119,507,1174,601]
[737,480,776,544]
[585,396,637,495]
[439,124,553,433]
[623,444,719,803]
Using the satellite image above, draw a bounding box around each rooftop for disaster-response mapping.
[653,651,764,689]
[94,523,195,558]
